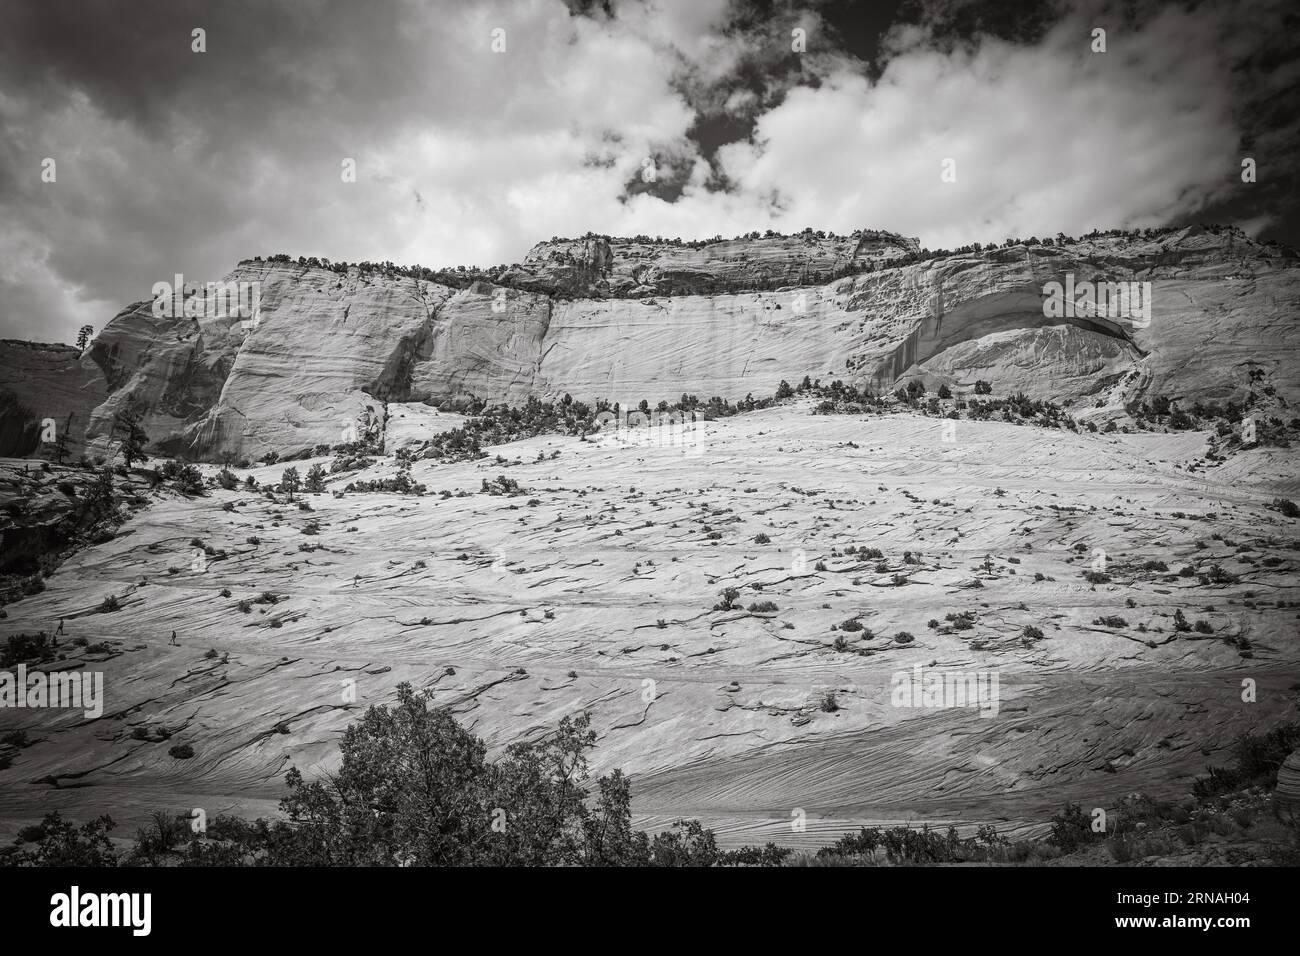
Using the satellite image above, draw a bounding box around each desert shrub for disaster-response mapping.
[1023,625,1044,640]
[816,824,1004,865]
[172,464,206,496]
[753,532,770,544]
[97,594,121,613]
[713,587,740,611]
[1273,498,1299,518]
[894,631,914,644]
[820,691,839,712]
[1049,802,1099,852]
[747,601,778,613]
[168,744,195,760]
[1,632,56,667]
[0,813,117,867]
[1192,721,1300,801]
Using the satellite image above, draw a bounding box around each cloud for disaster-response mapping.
[0,0,1294,345]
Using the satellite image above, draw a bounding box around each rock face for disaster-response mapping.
[3,226,1297,462]
[508,229,919,297]
[0,340,105,459]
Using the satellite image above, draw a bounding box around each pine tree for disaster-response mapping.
[116,413,148,469]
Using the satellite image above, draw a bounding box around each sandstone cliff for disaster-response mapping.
[2,226,1296,462]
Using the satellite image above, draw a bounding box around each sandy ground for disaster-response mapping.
[1,401,1297,849]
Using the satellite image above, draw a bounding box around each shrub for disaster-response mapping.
[97,595,121,613]
[713,587,740,611]
[172,464,206,496]
[168,744,195,760]
[747,601,778,613]
[1048,802,1098,852]
[1023,625,1044,640]
[894,631,914,644]
[0,813,117,866]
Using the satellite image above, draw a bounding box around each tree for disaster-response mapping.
[938,384,952,400]
[85,466,115,514]
[115,413,148,469]
[304,463,326,493]
[775,380,794,400]
[974,380,993,395]
[75,325,94,353]
[0,812,117,866]
[280,466,301,499]
[52,413,73,464]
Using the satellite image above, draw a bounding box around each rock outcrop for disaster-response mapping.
[3,226,1296,462]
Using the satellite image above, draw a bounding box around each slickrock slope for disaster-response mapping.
[2,226,1296,463]
[1,404,1297,846]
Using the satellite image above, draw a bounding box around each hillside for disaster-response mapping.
[0,402,1297,850]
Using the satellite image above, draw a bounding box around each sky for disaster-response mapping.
[1,0,1297,345]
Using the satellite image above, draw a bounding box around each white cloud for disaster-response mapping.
[0,0,1276,346]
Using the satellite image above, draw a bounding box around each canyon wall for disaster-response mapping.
[3,226,1296,462]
